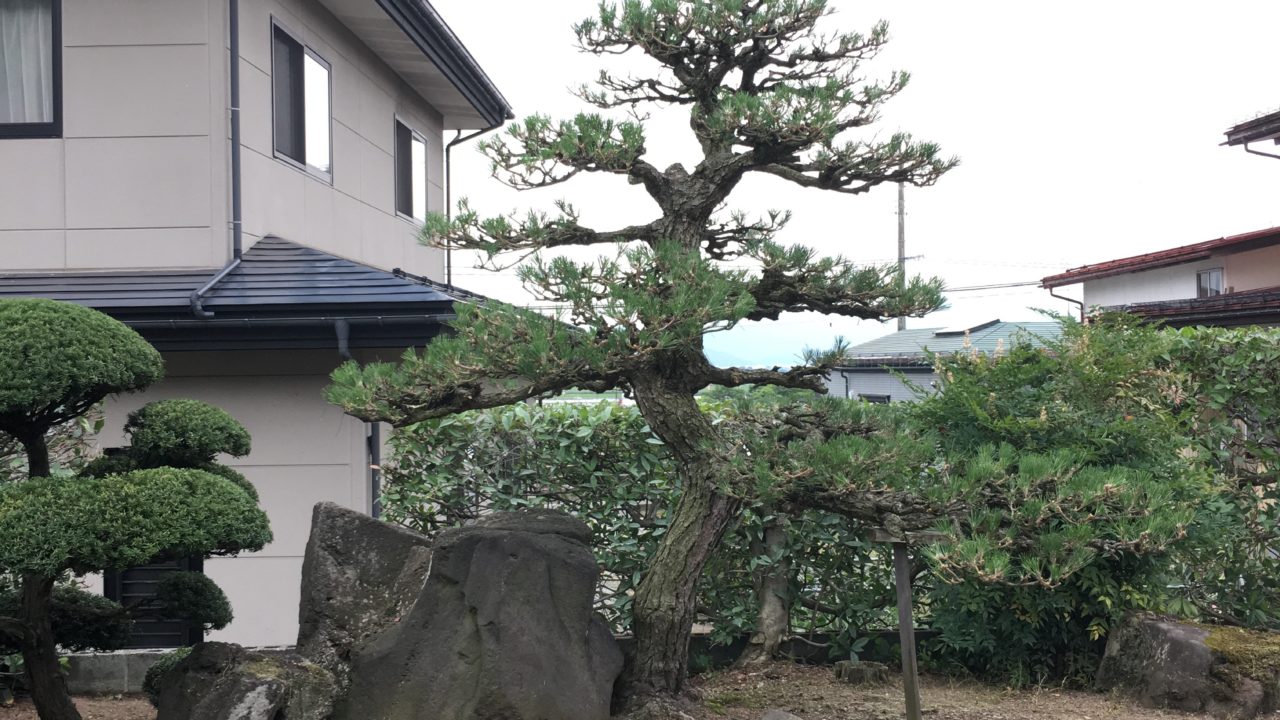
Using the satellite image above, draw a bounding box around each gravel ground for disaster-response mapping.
[687,662,1280,720]
[2,666,1278,720]
[1,696,154,720]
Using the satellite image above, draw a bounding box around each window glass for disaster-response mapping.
[272,23,330,175]
[1197,268,1223,299]
[0,0,55,126]
[303,53,330,173]
[395,119,427,222]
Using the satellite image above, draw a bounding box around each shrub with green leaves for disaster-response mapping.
[153,572,233,632]
[123,399,251,467]
[0,468,271,577]
[0,584,132,656]
[911,316,1209,685]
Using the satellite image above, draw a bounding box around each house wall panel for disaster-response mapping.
[0,230,66,270]
[65,137,212,230]
[0,140,63,231]
[63,0,210,47]
[63,44,211,138]
[824,369,938,403]
[66,228,220,269]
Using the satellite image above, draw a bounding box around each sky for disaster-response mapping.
[431,0,1280,368]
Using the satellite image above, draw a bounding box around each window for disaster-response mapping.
[858,393,891,404]
[1197,268,1223,299]
[0,0,61,139]
[272,22,330,176]
[395,119,427,222]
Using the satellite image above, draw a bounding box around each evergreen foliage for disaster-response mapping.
[0,584,132,656]
[153,572,233,632]
[123,399,251,467]
[326,1,956,701]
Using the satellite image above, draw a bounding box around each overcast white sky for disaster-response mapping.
[431,0,1280,367]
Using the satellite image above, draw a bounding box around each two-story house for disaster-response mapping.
[0,0,510,647]
[1041,227,1280,327]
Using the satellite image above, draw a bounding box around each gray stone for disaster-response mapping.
[155,642,336,720]
[295,501,432,690]
[64,653,128,695]
[761,711,805,720]
[833,659,890,685]
[336,508,622,720]
[1097,612,1280,719]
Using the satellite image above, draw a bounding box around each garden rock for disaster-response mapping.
[155,642,336,720]
[1097,612,1280,718]
[295,501,432,689]
[336,508,624,720]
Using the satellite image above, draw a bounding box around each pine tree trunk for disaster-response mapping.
[20,575,81,720]
[736,513,792,667]
[622,363,740,707]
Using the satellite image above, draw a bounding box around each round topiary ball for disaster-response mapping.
[125,399,251,467]
[0,298,163,434]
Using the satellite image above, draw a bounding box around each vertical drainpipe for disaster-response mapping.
[229,0,242,259]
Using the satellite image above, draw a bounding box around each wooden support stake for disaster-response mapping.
[892,541,923,720]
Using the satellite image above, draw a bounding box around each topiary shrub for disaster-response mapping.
[142,646,192,707]
[154,572,233,631]
[0,298,162,478]
[124,399,251,467]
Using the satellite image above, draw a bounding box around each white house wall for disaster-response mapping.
[824,370,938,403]
[1,0,448,278]
[1222,243,1280,294]
[1082,256,1224,308]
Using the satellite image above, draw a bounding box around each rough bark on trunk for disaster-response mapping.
[19,432,50,479]
[20,575,81,720]
[622,362,740,707]
[736,513,792,667]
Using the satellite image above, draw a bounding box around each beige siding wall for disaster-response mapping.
[0,0,225,271]
[97,349,375,647]
[235,0,445,277]
[1222,244,1280,293]
[2,0,447,278]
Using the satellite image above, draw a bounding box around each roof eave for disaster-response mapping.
[376,0,514,128]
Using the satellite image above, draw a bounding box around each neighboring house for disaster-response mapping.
[1041,227,1280,327]
[824,320,1062,403]
[0,0,511,647]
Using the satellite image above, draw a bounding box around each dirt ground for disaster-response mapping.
[3,665,1279,720]
[687,662,1280,720]
[1,696,154,720]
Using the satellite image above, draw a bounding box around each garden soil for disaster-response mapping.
[4,664,1280,720]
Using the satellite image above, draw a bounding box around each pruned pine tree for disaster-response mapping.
[327,0,955,706]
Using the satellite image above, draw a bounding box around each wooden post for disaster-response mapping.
[869,528,945,720]
[892,541,922,720]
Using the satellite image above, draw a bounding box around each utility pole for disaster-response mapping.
[897,182,906,331]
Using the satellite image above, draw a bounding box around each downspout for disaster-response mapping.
[1243,142,1280,161]
[335,319,382,519]
[444,124,504,288]
[191,0,244,319]
[1048,286,1085,322]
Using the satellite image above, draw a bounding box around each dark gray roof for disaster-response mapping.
[837,320,1062,368]
[0,236,462,317]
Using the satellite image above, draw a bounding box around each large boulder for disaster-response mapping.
[296,501,432,689]
[335,508,624,720]
[155,642,336,720]
[1097,613,1280,718]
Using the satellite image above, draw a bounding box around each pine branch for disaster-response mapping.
[425,199,660,256]
[706,365,828,393]
[754,132,958,195]
[0,615,28,645]
[745,241,946,321]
